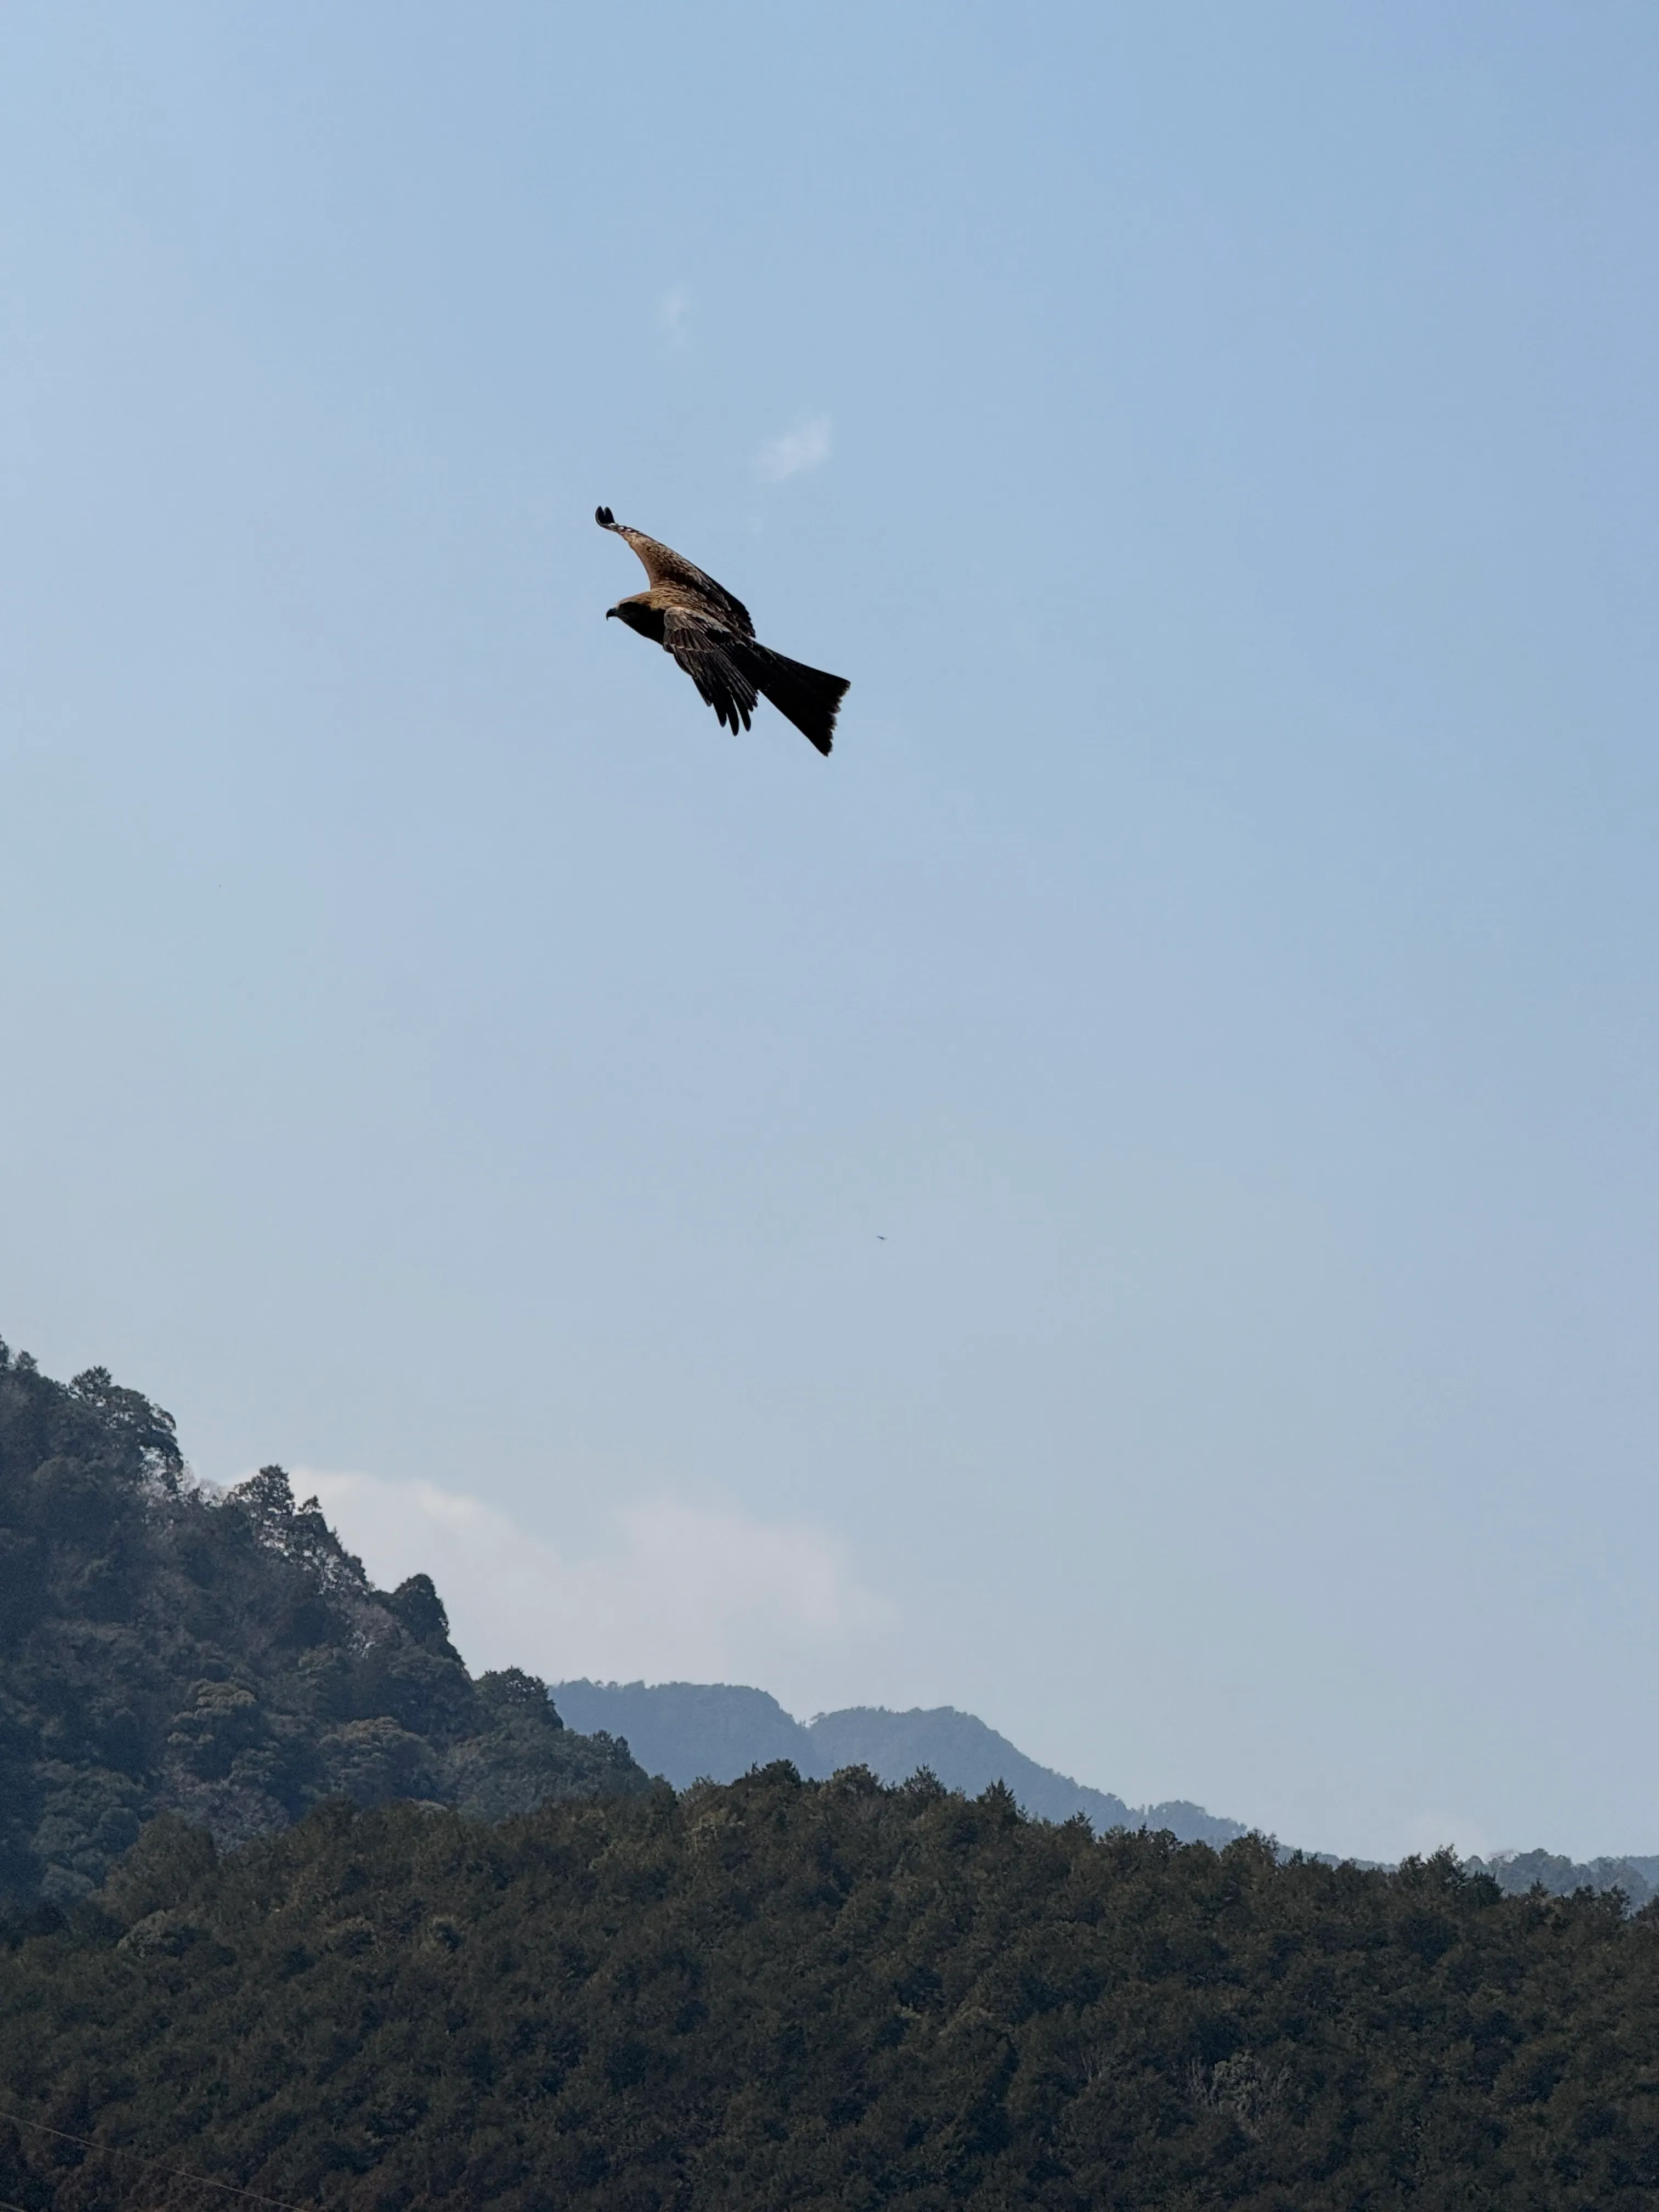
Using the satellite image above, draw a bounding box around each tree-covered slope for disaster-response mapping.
[0,1341,647,1904]
[3,1770,1658,2210]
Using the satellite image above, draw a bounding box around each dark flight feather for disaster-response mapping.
[662,608,759,733]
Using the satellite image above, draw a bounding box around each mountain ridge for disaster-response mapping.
[553,1678,1251,1846]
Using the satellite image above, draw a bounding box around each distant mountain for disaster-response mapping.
[808,1703,1138,1829]
[0,1343,650,1903]
[806,1707,1249,1846]
[554,1679,1249,1847]
[551,1680,812,1788]
[1466,1849,1659,1909]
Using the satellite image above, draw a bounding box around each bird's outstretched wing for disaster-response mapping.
[595,506,754,637]
[661,608,759,732]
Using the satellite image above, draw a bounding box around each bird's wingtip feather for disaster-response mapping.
[595,505,615,528]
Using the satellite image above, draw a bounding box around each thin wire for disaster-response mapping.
[0,2108,306,2210]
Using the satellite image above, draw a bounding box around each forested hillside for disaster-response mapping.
[554,1680,1247,1844]
[0,1342,646,1904]
[3,1771,1658,2210]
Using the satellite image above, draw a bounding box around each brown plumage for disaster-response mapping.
[597,506,849,757]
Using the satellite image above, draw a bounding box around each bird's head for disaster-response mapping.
[606,600,659,639]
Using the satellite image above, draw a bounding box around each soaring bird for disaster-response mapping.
[597,506,849,757]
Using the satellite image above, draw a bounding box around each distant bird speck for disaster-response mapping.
[597,506,849,756]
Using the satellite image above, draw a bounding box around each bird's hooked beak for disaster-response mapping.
[605,606,618,619]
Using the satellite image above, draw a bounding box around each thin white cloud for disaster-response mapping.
[657,283,693,354]
[756,412,832,483]
[296,1469,891,1714]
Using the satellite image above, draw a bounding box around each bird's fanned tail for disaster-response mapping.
[745,645,849,757]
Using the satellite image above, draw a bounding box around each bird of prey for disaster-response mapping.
[597,506,849,756]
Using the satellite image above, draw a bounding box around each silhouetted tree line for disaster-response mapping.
[2,1775,1658,2210]
[0,1340,646,1904]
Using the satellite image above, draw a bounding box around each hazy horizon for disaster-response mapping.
[4,4,1658,1866]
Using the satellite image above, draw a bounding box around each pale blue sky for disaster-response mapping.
[3,4,1657,1861]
